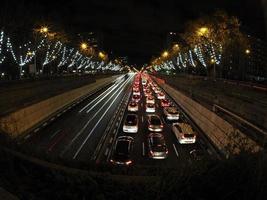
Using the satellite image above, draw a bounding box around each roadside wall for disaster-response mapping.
[0,76,119,138]
[154,77,261,157]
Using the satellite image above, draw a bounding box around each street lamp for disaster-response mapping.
[40,26,48,33]
[211,58,216,81]
[80,42,88,50]
[98,51,106,60]
[162,51,169,58]
[197,27,209,37]
[245,49,250,54]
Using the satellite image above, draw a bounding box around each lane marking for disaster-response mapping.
[24,135,31,140]
[50,129,61,139]
[141,116,144,123]
[59,75,133,158]
[34,128,40,133]
[85,81,124,114]
[173,143,179,158]
[42,122,48,127]
[142,142,145,156]
[47,132,66,152]
[104,148,109,156]
[50,117,55,121]
[72,75,133,159]
[79,78,124,113]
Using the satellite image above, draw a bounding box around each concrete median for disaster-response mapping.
[156,80,262,157]
[0,76,120,138]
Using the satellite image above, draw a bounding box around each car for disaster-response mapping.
[132,94,141,102]
[148,133,168,159]
[154,87,161,94]
[123,114,138,133]
[161,99,170,107]
[172,123,196,144]
[147,115,163,132]
[157,92,165,99]
[146,96,155,104]
[128,101,138,112]
[144,89,152,97]
[142,79,147,85]
[163,107,180,120]
[110,136,134,165]
[133,88,141,96]
[145,103,156,113]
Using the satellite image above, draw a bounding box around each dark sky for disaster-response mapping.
[1,0,266,65]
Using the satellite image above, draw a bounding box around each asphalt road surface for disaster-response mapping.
[21,74,134,161]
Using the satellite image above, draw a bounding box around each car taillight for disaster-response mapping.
[149,150,154,156]
[160,125,163,128]
[126,160,132,165]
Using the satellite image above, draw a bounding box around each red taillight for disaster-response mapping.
[160,125,163,128]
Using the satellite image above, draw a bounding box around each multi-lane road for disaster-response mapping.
[20,72,218,167]
[21,74,134,161]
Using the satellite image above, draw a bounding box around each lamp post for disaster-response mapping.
[211,58,216,81]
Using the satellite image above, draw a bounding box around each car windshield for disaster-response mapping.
[168,108,178,114]
[150,116,161,125]
[115,140,130,155]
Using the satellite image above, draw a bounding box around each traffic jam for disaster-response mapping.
[109,73,207,166]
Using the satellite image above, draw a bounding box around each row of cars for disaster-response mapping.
[110,73,198,165]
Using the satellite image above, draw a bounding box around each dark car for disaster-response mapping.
[148,133,168,159]
[110,136,134,165]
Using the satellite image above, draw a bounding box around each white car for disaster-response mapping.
[133,89,141,96]
[142,79,147,85]
[157,92,165,99]
[163,107,179,120]
[145,103,156,113]
[172,123,196,144]
[128,101,138,112]
[146,96,155,104]
[123,114,138,133]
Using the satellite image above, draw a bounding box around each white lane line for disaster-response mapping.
[42,122,48,127]
[34,128,40,133]
[50,117,55,121]
[61,79,129,157]
[105,148,109,156]
[141,116,144,123]
[109,138,113,144]
[72,75,133,159]
[79,78,124,113]
[173,144,179,158]
[207,149,213,155]
[24,135,31,140]
[57,113,61,117]
[142,142,145,156]
[50,129,61,139]
[85,79,125,114]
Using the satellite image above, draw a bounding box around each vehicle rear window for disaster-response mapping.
[126,115,137,125]
[184,133,195,138]
[150,117,161,125]
[116,141,129,155]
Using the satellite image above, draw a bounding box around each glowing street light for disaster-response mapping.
[197,27,209,36]
[98,51,106,59]
[211,58,215,64]
[172,44,179,51]
[40,26,48,33]
[162,51,169,58]
[245,49,250,54]
[80,42,88,50]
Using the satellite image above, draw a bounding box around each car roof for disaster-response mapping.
[176,123,194,134]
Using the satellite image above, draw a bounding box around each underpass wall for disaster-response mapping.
[154,77,261,157]
[0,76,119,138]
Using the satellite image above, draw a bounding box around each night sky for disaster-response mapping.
[1,0,266,65]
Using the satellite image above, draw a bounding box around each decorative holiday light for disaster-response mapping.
[189,50,197,67]
[194,45,207,67]
[58,47,74,67]
[6,38,35,66]
[43,41,63,66]
[0,31,5,64]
